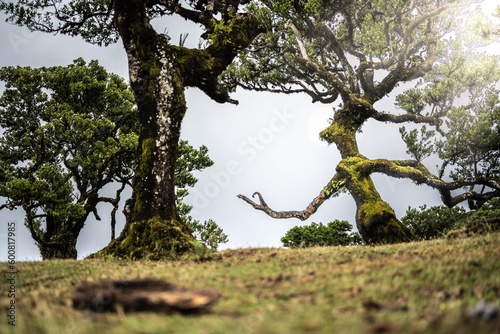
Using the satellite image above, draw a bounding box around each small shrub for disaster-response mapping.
[281,220,363,248]
[468,198,500,221]
[447,217,500,239]
[401,205,467,240]
[402,198,500,241]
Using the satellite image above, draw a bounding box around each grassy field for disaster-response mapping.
[1,233,499,334]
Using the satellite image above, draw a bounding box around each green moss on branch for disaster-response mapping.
[337,156,415,244]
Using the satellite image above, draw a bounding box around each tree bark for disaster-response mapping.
[91,1,263,259]
[323,104,415,244]
[336,156,414,244]
[90,0,195,259]
[25,210,82,260]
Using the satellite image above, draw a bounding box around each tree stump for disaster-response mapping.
[72,279,222,313]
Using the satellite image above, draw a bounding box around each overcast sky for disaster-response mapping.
[1,1,499,261]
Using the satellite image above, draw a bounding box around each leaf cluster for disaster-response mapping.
[402,197,500,240]
[224,0,467,103]
[0,58,137,251]
[436,91,500,183]
[401,204,467,240]
[0,0,117,46]
[174,145,229,251]
[399,125,435,162]
[187,218,229,251]
[281,220,363,248]
[0,0,254,47]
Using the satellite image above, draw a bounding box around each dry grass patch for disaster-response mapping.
[1,233,499,333]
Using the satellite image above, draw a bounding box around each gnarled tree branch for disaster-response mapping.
[371,109,446,135]
[357,158,500,207]
[237,174,345,220]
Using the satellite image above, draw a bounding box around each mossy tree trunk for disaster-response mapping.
[25,210,89,260]
[239,98,415,245]
[320,100,415,244]
[92,1,193,259]
[39,229,78,260]
[91,0,263,259]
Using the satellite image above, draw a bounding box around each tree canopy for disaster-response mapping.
[1,0,264,259]
[231,0,500,244]
[0,58,137,259]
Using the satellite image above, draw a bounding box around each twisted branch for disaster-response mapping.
[359,158,500,207]
[237,174,345,220]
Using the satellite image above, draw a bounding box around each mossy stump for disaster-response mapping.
[89,217,196,260]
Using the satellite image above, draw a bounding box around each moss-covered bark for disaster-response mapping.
[325,101,415,244]
[90,0,194,259]
[337,157,414,244]
[91,0,263,259]
[90,217,194,260]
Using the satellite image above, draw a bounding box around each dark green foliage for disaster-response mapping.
[399,125,435,162]
[0,58,136,259]
[175,149,230,253]
[468,198,500,221]
[175,143,229,251]
[281,220,363,248]
[176,140,214,188]
[402,198,500,240]
[0,0,118,46]
[401,205,467,240]
[0,59,224,258]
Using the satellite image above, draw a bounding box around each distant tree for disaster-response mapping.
[281,220,360,248]
[0,60,222,259]
[0,59,137,259]
[230,0,500,244]
[1,0,264,259]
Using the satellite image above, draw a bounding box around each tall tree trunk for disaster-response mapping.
[38,218,78,259]
[322,104,415,244]
[91,0,195,259]
[89,1,263,259]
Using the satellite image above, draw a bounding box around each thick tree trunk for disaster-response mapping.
[26,212,80,260]
[90,0,196,259]
[322,105,415,244]
[90,1,263,259]
[336,157,414,244]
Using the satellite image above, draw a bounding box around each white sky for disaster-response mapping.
[0,0,499,261]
